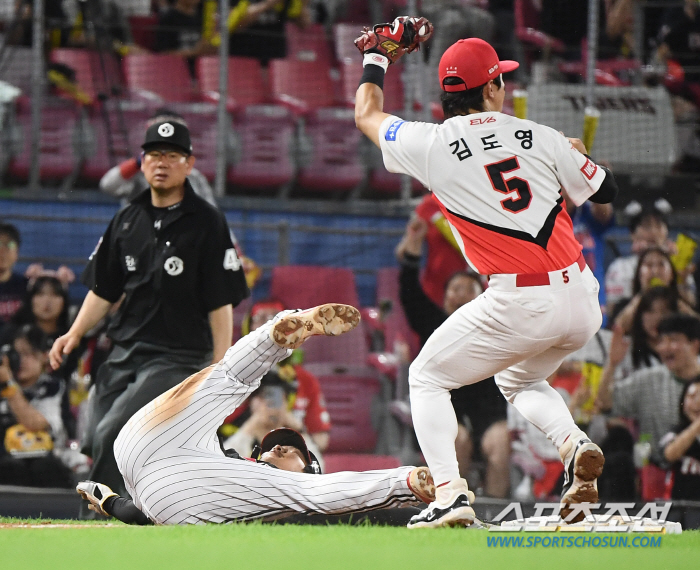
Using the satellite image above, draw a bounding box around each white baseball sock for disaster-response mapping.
[510,380,582,450]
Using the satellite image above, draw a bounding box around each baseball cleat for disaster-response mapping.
[407,478,476,529]
[270,304,361,349]
[76,480,118,517]
[559,435,605,523]
[407,466,436,504]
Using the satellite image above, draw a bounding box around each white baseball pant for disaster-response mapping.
[114,314,418,525]
[409,258,602,485]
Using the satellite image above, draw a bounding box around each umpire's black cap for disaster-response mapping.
[260,428,322,474]
[142,120,192,155]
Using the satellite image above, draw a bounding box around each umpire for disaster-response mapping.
[49,119,249,513]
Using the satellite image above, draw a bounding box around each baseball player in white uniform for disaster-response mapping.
[81,304,436,525]
[354,24,619,527]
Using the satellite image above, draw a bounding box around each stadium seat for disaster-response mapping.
[340,59,405,112]
[333,0,373,24]
[285,22,333,64]
[81,101,149,181]
[270,266,368,365]
[163,102,223,181]
[50,48,123,106]
[514,0,566,55]
[6,101,80,181]
[333,23,369,62]
[558,40,640,86]
[315,374,382,453]
[375,267,421,360]
[296,107,365,192]
[640,464,673,501]
[196,56,267,110]
[323,453,402,473]
[122,54,196,102]
[227,104,296,189]
[269,59,336,114]
[128,15,158,51]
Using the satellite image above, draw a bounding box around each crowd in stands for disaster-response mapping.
[0,0,697,196]
[0,1,699,513]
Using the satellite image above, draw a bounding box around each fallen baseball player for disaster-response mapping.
[77,304,444,526]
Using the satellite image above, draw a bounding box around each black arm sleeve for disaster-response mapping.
[398,254,447,345]
[103,496,153,525]
[586,158,618,204]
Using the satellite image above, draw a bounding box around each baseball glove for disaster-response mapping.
[354,16,433,65]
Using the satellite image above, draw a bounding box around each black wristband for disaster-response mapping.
[359,64,386,90]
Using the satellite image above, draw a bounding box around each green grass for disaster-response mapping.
[1,518,698,570]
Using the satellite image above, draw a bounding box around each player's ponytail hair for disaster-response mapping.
[440,75,503,119]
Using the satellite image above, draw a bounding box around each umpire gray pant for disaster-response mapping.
[81,341,210,510]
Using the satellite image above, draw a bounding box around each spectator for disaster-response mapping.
[563,189,614,311]
[395,216,509,498]
[99,109,217,207]
[8,269,74,344]
[605,203,674,314]
[596,313,700,465]
[657,0,700,107]
[420,1,496,102]
[224,299,331,455]
[0,324,73,488]
[228,0,312,64]
[154,0,216,60]
[0,223,27,329]
[49,119,250,515]
[568,286,678,435]
[6,0,70,49]
[661,379,700,500]
[613,246,697,333]
[656,0,700,173]
[412,194,468,308]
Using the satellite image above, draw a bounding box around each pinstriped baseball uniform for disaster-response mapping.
[114,315,418,525]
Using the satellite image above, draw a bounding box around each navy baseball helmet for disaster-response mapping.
[259,428,322,474]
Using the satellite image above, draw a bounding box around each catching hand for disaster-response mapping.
[354,16,433,65]
[76,481,118,517]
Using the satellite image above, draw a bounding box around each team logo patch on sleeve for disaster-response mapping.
[385,120,405,141]
[580,158,598,180]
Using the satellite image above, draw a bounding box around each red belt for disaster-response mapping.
[515,253,586,287]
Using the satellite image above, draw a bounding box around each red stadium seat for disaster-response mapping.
[375,267,421,360]
[514,0,566,54]
[640,464,673,501]
[196,56,267,110]
[123,54,196,102]
[269,59,336,114]
[340,59,405,112]
[128,15,158,51]
[296,107,365,192]
[323,453,401,473]
[227,104,296,189]
[7,102,80,181]
[270,266,367,365]
[81,101,149,181]
[285,23,333,64]
[161,102,222,181]
[333,23,368,62]
[316,374,382,453]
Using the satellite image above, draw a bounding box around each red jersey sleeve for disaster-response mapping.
[293,365,331,434]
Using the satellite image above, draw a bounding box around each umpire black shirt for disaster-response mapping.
[82,182,249,353]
